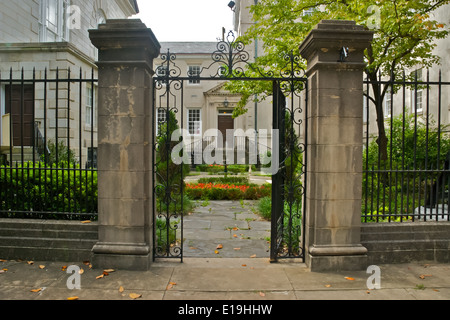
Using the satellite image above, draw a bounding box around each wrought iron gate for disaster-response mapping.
[152,32,307,262]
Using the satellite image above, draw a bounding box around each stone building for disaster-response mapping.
[0,0,139,166]
[154,40,273,165]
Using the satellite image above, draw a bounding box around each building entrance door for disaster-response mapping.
[218,110,234,146]
[5,85,34,147]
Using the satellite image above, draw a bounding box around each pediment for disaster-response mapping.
[204,82,241,97]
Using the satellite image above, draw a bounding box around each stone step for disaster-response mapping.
[361,230,450,242]
[0,246,93,262]
[0,236,96,250]
[0,219,98,233]
[0,219,98,262]
[0,227,98,240]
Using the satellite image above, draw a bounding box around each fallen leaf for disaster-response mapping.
[61,266,67,271]
[250,254,257,258]
[81,220,91,224]
[419,274,433,279]
[259,291,266,297]
[232,227,239,231]
[214,250,220,254]
[82,261,90,265]
[189,247,198,250]
[119,286,125,293]
[30,288,42,293]
[325,284,332,288]
[433,289,440,292]
[0,270,5,274]
[27,261,34,265]
[166,282,177,290]
[216,244,223,250]
[67,296,79,300]
[242,264,247,267]
[103,269,115,273]
[39,265,45,269]
[79,268,84,275]
[0,259,7,262]
[129,293,142,300]
[2,268,8,272]
[233,248,241,250]
[233,234,238,238]
[345,277,355,281]
[102,271,109,276]
[96,274,104,279]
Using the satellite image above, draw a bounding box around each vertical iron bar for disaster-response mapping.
[55,68,60,213]
[180,80,184,263]
[270,81,280,263]
[44,69,48,214]
[302,77,308,261]
[67,68,71,214]
[364,77,370,222]
[152,78,156,261]
[78,68,83,215]
[400,72,406,222]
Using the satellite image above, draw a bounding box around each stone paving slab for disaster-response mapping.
[182,201,271,259]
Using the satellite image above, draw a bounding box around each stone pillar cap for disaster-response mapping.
[299,19,373,62]
[89,19,161,58]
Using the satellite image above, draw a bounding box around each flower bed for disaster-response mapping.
[185,182,271,200]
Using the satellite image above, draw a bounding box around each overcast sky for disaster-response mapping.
[134,0,235,42]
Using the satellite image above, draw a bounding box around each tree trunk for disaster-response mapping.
[370,74,389,163]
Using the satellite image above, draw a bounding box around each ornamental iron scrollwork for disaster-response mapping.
[152,31,307,262]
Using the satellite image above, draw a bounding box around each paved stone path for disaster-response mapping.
[182,200,271,259]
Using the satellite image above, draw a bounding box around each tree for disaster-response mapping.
[228,0,449,162]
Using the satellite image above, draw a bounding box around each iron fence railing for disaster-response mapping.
[363,70,450,223]
[0,68,98,220]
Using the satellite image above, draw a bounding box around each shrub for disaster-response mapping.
[0,162,97,219]
[257,196,272,220]
[185,182,271,200]
[198,176,249,184]
[363,112,450,220]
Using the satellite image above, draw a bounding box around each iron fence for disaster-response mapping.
[0,68,98,220]
[363,70,450,223]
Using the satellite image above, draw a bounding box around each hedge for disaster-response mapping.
[185,182,271,200]
[0,162,97,218]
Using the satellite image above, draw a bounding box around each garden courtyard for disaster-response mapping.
[181,168,273,259]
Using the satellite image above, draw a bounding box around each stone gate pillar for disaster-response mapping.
[299,20,373,271]
[89,19,160,270]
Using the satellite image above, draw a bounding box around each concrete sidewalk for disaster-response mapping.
[1,200,449,301]
[1,258,450,300]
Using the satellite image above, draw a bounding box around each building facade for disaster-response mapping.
[0,0,139,166]
[155,39,274,166]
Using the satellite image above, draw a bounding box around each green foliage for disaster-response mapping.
[185,183,271,201]
[198,176,250,185]
[363,112,450,221]
[43,140,78,166]
[257,196,272,220]
[229,0,449,122]
[155,110,191,214]
[195,164,256,174]
[0,162,97,219]
[365,112,450,170]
